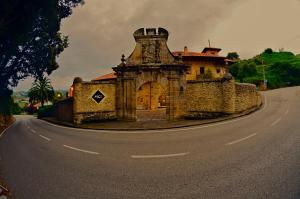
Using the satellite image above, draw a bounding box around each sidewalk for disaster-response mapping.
[43,106,261,131]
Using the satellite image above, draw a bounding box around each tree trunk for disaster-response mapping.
[0,88,12,127]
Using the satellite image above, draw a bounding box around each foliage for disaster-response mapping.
[0,89,13,116]
[0,0,84,115]
[230,49,300,89]
[10,101,23,115]
[54,91,65,102]
[230,62,257,82]
[25,104,37,115]
[264,48,273,54]
[28,77,54,107]
[227,52,240,60]
[37,105,54,118]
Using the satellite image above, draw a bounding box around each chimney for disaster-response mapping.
[184,46,188,55]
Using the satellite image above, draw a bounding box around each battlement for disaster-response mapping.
[133,28,169,41]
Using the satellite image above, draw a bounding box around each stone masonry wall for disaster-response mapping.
[185,79,261,119]
[186,80,224,113]
[235,83,262,113]
[73,79,116,124]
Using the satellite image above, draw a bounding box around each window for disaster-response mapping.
[200,67,205,74]
[180,86,184,95]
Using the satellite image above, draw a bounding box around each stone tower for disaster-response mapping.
[113,28,189,121]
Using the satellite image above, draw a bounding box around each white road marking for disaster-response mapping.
[39,134,51,141]
[270,117,282,127]
[285,109,289,115]
[0,119,16,138]
[284,105,289,115]
[30,129,37,134]
[63,145,99,155]
[225,133,257,146]
[131,152,190,159]
[0,184,8,192]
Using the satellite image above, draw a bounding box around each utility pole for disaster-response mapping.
[262,59,267,90]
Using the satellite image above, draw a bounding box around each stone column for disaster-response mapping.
[222,75,236,114]
[167,77,180,120]
[123,78,137,121]
[116,78,124,120]
[72,77,83,125]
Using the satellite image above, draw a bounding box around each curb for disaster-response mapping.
[41,103,264,132]
[0,118,16,139]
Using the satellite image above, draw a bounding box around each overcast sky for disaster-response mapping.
[15,0,300,91]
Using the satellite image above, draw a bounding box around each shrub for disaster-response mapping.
[25,105,37,115]
[37,105,54,118]
[10,102,22,115]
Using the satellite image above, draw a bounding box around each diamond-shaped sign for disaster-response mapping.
[92,90,105,103]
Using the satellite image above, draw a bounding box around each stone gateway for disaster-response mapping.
[56,28,262,124]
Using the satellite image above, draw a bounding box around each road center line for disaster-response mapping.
[225,133,257,146]
[270,117,282,127]
[285,109,289,115]
[30,129,37,134]
[131,152,190,159]
[39,134,51,141]
[63,145,99,155]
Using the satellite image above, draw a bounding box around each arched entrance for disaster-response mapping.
[136,81,167,121]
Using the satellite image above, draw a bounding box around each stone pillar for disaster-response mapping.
[222,75,236,114]
[73,77,83,125]
[167,77,180,120]
[116,78,124,120]
[123,78,137,121]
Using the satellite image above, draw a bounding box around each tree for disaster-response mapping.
[264,48,273,54]
[0,0,84,115]
[28,77,54,107]
[230,62,257,82]
[227,52,240,60]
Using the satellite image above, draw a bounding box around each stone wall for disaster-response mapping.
[185,78,261,119]
[186,79,224,113]
[73,79,117,124]
[55,98,73,122]
[235,83,262,113]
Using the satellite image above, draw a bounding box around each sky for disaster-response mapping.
[15,0,300,91]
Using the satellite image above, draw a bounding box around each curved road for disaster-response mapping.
[0,87,300,199]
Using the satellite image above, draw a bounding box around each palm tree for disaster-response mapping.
[28,77,54,107]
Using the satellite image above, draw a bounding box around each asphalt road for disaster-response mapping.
[0,87,300,199]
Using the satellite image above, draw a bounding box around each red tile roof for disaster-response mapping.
[172,51,225,58]
[93,72,117,81]
[173,46,226,58]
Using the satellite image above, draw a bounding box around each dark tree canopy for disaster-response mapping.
[0,0,83,115]
[264,48,273,54]
[227,52,239,60]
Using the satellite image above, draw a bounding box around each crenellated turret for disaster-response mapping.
[123,27,176,66]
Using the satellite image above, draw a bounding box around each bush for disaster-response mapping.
[10,102,22,115]
[37,105,54,118]
[25,105,37,115]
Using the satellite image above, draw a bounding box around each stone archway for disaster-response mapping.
[113,27,189,121]
[136,81,167,121]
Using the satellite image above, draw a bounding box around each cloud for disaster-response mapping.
[51,0,242,88]
[16,0,300,91]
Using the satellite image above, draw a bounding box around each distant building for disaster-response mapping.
[92,46,233,83]
[173,46,233,80]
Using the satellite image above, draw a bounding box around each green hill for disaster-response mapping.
[230,49,300,89]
